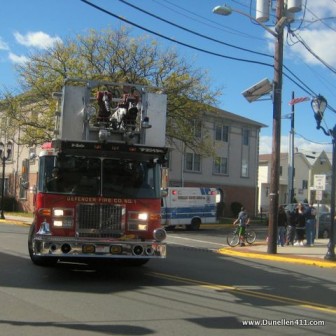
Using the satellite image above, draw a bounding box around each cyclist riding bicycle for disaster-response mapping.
[233,207,250,247]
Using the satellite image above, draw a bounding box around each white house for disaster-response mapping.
[258,149,332,212]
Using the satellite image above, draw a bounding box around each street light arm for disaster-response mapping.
[213,5,278,37]
[316,124,331,137]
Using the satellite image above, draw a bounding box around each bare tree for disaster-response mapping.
[1,27,222,154]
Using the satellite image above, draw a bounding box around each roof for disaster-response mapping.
[259,153,288,162]
[208,106,267,129]
[259,150,332,166]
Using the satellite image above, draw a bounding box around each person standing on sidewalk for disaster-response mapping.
[233,207,250,247]
[294,203,306,246]
[277,205,287,246]
[286,210,296,245]
[305,202,316,246]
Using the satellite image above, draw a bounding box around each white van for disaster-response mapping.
[161,187,218,230]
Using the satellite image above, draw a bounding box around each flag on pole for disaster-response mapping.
[288,97,310,105]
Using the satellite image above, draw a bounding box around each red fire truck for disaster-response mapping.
[28,78,168,266]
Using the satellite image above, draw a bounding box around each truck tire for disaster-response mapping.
[187,218,201,231]
[28,223,58,267]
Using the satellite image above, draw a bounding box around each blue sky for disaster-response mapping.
[1,0,336,154]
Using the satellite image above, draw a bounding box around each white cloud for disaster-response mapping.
[0,37,9,50]
[259,135,332,154]
[287,1,336,67]
[14,31,62,49]
[265,2,336,68]
[290,29,336,68]
[8,52,29,65]
[305,0,336,18]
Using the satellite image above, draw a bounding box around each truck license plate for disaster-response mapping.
[96,246,109,253]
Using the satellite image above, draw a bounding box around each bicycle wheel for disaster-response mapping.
[227,232,240,247]
[246,230,256,244]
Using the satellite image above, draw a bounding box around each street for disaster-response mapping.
[0,222,335,336]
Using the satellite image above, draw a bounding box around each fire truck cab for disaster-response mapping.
[28,79,168,267]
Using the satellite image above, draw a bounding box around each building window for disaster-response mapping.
[185,153,201,172]
[241,159,248,177]
[213,157,228,175]
[302,180,308,189]
[19,159,29,199]
[19,177,27,199]
[0,178,9,196]
[243,128,249,146]
[29,147,36,164]
[193,120,202,138]
[215,124,229,142]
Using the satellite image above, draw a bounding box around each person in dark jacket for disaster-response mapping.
[277,205,287,246]
[294,203,306,246]
[304,203,316,246]
[286,210,296,245]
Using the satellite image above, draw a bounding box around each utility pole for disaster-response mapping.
[288,91,295,204]
[267,0,284,254]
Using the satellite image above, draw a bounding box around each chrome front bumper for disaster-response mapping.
[32,235,167,259]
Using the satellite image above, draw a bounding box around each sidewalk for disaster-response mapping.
[0,214,33,225]
[218,239,336,268]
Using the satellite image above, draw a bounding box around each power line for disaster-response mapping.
[80,0,273,67]
[289,29,336,75]
[80,0,336,114]
[305,5,336,32]
[302,61,336,96]
[118,0,273,58]
[151,0,265,41]
[294,130,332,146]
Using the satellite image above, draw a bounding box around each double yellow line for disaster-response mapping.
[150,272,336,315]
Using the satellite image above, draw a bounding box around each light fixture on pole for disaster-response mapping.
[213,0,286,254]
[213,5,278,37]
[0,141,13,220]
[311,95,336,261]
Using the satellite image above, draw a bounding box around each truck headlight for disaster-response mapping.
[138,212,148,221]
[128,211,149,231]
[53,218,73,228]
[52,208,74,228]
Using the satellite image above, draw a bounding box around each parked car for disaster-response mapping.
[318,213,331,238]
[284,203,309,213]
[313,203,330,214]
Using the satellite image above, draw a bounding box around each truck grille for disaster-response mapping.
[77,204,125,238]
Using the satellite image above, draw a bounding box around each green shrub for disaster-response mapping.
[0,196,18,211]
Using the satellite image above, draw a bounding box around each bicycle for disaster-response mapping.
[226,225,257,247]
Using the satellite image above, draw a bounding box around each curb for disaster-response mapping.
[217,247,336,268]
[0,219,31,226]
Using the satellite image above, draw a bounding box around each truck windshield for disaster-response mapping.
[41,155,160,198]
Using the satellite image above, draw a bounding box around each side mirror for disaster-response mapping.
[160,188,168,198]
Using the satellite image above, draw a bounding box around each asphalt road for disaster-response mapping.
[0,222,335,336]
